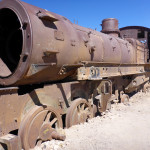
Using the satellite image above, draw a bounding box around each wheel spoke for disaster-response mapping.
[81,103,85,110]
[45,112,52,123]
[85,107,89,111]
[50,118,58,126]
[77,105,81,112]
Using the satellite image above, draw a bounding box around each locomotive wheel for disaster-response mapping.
[19,106,64,150]
[66,98,93,128]
[121,94,129,105]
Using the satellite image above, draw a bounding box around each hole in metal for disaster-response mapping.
[0,8,23,77]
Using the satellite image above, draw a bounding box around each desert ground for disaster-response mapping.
[34,91,150,150]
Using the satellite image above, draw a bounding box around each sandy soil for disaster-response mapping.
[34,91,150,150]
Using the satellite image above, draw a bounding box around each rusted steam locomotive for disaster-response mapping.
[0,0,150,149]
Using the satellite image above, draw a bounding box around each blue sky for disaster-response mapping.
[22,0,150,31]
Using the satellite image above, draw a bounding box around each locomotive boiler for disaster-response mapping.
[0,0,150,149]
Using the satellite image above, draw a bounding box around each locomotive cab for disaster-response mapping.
[120,26,150,63]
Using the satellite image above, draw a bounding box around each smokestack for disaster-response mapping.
[101,18,120,37]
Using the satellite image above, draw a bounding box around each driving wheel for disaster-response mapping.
[19,106,65,150]
[66,98,93,128]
